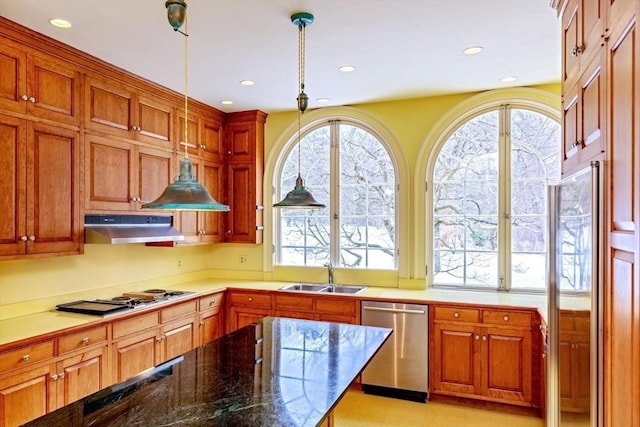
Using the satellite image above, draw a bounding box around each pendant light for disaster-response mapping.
[273,12,325,209]
[142,0,229,211]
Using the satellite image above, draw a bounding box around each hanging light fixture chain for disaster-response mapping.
[298,21,305,96]
[183,14,189,159]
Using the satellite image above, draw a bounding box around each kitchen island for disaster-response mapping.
[24,317,391,426]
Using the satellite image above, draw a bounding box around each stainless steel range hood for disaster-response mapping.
[85,215,184,244]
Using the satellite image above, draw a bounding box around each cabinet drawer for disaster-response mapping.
[483,310,531,327]
[229,292,272,309]
[0,341,55,371]
[434,306,480,323]
[58,326,107,354]
[314,298,356,315]
[275,295,313,311]
[160,300,197,323]
[112,311,159,339]
[199,293,223,313]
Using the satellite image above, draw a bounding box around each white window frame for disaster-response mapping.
[426,100,561,292]
[273,118,401,270]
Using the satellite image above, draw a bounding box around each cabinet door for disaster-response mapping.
[605,16,640,427]
[135,94,173,148]
[226,121,255,163]
[562,84,581,173]
[562,0,581,85]
[227,307,270,333]
[27,123,81,255]
[226,162,260,243]
[431,323,479,396]
[578,52,605,163]
[85,76,134,138]
[200,160,225,243]
[161,318,196,363]
[137,145,174,206]
[200,311,223,345]
[0,41,27,114]
[27,53,80,126]
[112,329,158,383]
[0,115,26,256]
[572,334,591,411]
[176,111,200,157]
[559,335,574,409]
[57,346,108,407]
[201,117,223,161]
[85,134,135,211]
[482,327,532,404]
[0,364,56,427]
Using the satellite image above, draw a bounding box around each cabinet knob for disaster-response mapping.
[28,235,35,241]
[482,335,487,341]
[227,230,232,234]
[503,315,509,322]
[81,337,90,344]
[200,144,206,149]
[51,374,58,381]
[58,373,65,379]
[29,96,36,103]
[199,321,205,326]
[475,335,480,340]
[22,354,30,361]
[209,300,216,306]
[21,235,28,241]
[453,312,459,318]
[22,95,29,101]
[227,150,232,155]
[248,297,253,302]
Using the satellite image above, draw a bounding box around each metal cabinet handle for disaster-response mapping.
[209,300,216,306]
[226,230,232,234]
[199,321,205,326]
[256,226,264,231]
[453,312,459,318]
[503,315,509,322]
[58,373,65,379]
[475,335,480,340]
[227,150,232,155]
[21,235,28,241]
[51,374,58,381]
[29,97,36,103]
[482,335,487,341]
[81,337,89,344]
[28,235,35,241]
[362,307,426,315]
[571,45,583,56]
[22,354,30,361]
[248,297,253,302]
[22,95,29,101]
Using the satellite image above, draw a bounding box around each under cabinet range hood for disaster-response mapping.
[84,214,184,244]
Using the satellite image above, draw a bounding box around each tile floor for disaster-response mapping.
[333,391,547,427]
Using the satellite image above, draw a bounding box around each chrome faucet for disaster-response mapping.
[324,261,333,284]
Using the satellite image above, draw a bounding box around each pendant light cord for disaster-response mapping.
[183,15,189,159]
[297,21,305,177]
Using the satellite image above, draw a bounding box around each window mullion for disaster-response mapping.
[329,120,340,264]
[500,105,512,291]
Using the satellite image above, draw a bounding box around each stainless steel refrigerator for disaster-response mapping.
[547,161,603,427]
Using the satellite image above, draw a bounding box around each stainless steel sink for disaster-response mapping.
[279,283,367,294]
[279,283,330,292]
[320,285,367,294]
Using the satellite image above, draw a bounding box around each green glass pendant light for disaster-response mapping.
[273,12,325,209]
[143,0,229,212]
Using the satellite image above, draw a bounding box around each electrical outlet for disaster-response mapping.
[239,255,248,264]
[177,259,182,268]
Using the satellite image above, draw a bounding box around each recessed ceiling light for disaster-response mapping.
[221,100,233,105]
[339,65,355,73]
[463,46,483,55]
[500,76,517,83]
[317,98,330,103]
[49,18,71,29]
[239,80,255,86]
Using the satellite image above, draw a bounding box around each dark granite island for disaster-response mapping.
[26,317,392,426]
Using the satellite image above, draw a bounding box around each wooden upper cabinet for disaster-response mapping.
[224,110,267,244]
[0,40,80,126]
[85,74,174,148]
[562,50,605,176]
[176,109,200,157]
[0,115,82,258]
[201,117,224,161]
[85,133,174,212]
[562,0,605,87]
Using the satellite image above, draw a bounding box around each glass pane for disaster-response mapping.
[511,253,546,289]
[511,108,562,180]
[465,252,498,286]
[465,180,498,215]
[512,217,546,252]
[465,217,498,251]
[512,180,547,215]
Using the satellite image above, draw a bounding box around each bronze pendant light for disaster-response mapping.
[142,0,229,211]
[273,12,325,209]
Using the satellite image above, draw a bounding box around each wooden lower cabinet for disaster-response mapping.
[274,294,359,324]
[0,363,55,427]
[226,290,273,332]
[198,292,225,345]
[56,346,108,407]
[430,305,536,408]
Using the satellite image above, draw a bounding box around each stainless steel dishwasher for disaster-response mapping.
[361,301,429,402]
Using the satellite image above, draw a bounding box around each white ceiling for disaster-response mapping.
[0,0,560,114]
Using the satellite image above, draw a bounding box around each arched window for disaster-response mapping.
[275,120,398,269]
[431,105,561,290]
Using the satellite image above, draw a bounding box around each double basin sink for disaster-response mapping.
[279,283,367,295]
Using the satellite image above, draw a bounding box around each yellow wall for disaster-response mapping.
[0,84,560,309]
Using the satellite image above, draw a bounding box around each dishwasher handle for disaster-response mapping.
[362,306,426,315]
